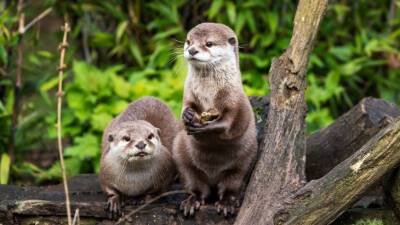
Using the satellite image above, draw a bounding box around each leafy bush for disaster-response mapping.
[0,0,398,183]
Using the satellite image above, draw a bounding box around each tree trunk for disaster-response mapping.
[235,0,328,224]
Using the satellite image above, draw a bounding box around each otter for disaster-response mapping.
[172,23,258,217]
[100,96,179,219]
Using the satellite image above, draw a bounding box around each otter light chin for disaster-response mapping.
[126,152,153,162]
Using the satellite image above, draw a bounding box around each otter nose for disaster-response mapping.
[135,141,146,150]
[188,47,198,56]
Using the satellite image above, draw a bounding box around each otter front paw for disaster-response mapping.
[186,124,207,135]
[106,195,123,220]
[182,107,196,125]
[180,195,203,217]
[215,195,239,217]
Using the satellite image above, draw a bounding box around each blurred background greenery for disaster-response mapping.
[0,0,399,185]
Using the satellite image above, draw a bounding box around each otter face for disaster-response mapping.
[107,121,162,163]
[184,23,238,68]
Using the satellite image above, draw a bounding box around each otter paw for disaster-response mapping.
[215,196,239,217]
[180,195,202,217]
[182,107,196,125]
[106,195,123,220]
[186,124,207,135]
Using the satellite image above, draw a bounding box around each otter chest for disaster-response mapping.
[190,77,221,110]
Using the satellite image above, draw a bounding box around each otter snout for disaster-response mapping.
[188,47,198,56]
[135,141,146,150]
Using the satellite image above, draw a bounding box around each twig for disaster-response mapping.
[82,13,92,63]
[115,190,189,225]
[72,208,80,225]
[9,0,25,163]
[56,22,72,225]
[20,7,52,34]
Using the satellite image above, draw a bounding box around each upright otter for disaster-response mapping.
[100,96,179,219]
[172,23,258,217]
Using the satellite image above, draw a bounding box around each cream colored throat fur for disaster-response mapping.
[186,60,242,109]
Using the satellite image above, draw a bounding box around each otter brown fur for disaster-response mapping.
[172,23,258,217]
[100,96,179,219]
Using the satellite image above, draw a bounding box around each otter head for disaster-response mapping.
[184,23,238,69]
[107,120,162,163]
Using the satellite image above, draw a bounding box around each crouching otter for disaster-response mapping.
[100,96,179,219]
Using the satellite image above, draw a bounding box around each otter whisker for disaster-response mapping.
[171,38,184,44]
[166,54,184,67]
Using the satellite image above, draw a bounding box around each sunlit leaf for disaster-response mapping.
[208,0,223,19]
[0,153,10,184]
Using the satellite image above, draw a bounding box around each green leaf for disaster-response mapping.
[92,32,114,48]
[90,112,113,131]
[226,2,236,24]
[329,46,353,61]
[0,43,7,66]
[116,21,128,43]
[110,100,129,115]
[207,0,223,19]
[112,75,131,98]
[129,41,144,67]
[40,76,61,92]
[0,153,10,184]
[64,134,100,159]
[37,51,53,59]
[153,27,182,40]
[235,13,246,34]
[266,12,278,34]
[245,10,256,33]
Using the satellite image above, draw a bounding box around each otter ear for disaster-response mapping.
[228,37,236,45]
[108,134,114,142]
[156,128,161,137]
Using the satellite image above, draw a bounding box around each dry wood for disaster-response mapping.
[56,22,72,225]
[9,0,25,162]
[284,118,400,225]
[306,97,400,179]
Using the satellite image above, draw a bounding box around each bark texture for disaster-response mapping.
[285,118,400,225]
[306,97,400,179]
[235,1,328,224]
[250,96,400,180]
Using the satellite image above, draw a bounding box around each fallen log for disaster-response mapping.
[284,118,400,225]
[250,96,400,180]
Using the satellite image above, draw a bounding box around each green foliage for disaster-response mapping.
[0,0,399,183]
[0,153,10,184]
[352,219,384,225]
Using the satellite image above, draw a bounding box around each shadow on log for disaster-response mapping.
[0,97,399,224]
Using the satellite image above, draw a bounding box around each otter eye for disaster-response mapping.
[148,133,155,140]
[186,40,190,45]
[205,41,213,47]
[228,37,236,45]
[122,136,130,142]
[108,135,114,142]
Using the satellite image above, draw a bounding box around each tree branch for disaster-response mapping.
[285,118,400,225]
